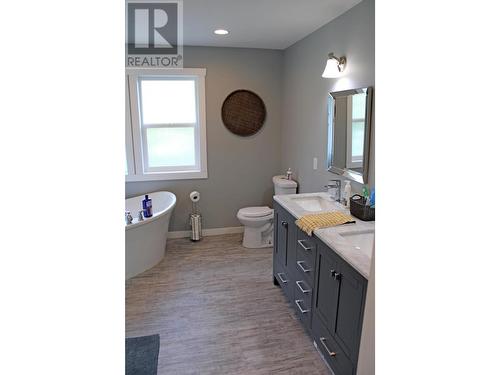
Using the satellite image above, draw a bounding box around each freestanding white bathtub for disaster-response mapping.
[125,191,176,279]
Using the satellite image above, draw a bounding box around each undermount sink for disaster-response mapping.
[289,195,340,212]
[339,230,375,251]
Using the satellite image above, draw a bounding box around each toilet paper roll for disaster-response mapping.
[190,191,200,202]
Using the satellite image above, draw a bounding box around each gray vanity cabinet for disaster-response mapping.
[273,201,368,375]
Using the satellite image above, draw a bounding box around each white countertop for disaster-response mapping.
[273,192,374,279]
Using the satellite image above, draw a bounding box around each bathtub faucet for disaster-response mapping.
[125,211,133,225]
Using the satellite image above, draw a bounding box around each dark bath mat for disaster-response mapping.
[125,334,160,375]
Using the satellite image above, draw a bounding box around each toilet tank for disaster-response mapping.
[273,175,298,195]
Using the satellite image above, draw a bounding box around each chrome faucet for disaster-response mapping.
[125,211,133,225]
[325,179,342,202]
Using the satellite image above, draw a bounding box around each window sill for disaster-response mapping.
[126,170,208,182]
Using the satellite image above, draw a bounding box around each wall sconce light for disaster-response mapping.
[322,52,346,78]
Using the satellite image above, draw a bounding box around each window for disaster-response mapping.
[126,69,207,181]
[346,91,367,169]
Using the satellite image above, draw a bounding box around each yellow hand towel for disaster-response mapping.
[296,211,355,236]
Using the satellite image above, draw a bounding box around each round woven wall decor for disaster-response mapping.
[221,90,267,136]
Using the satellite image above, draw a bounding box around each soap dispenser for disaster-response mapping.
[286,168,292,180]
[343,181,352,208]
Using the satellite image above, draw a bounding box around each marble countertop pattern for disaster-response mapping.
[274,192,374,279]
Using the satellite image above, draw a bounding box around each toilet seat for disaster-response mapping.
[238,206,273,218]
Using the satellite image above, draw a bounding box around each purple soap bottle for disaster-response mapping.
[142,194,153,218]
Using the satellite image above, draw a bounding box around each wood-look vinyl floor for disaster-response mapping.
[126,233,331,375]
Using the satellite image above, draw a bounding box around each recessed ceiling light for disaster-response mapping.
[214,29,229,35]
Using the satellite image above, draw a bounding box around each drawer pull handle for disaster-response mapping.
[296,280,311,294]
[319,337,337,357]
[281,221,288,228]
[297,239,312,251]
[297,260,311,273]
[277,272,288,284]
[295,299,309,314]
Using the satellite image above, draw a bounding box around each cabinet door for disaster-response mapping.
[274,208,288,267]
[313,242,341,335]
[275,205,297,268]
[284,209,297,270]
[273,210,280,265]
[333,262,367,360]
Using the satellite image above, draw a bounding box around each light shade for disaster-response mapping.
[214,29,229,35]
[322,53,346,78]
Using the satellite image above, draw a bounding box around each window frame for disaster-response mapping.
[125,78,135,176]
[346,95,364,169]
[125,68,207,182]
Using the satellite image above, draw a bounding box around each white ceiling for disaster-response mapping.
[130,0,363,50]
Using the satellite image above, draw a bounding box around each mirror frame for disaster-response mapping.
[327,86,373,184]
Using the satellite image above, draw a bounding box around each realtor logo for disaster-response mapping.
[126,1,183,67]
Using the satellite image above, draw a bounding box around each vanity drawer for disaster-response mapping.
[312,315,354,375]
[295,260,314,287]
[294,279,312,307]
[295,230,316,285]
[274,262,292,301]
[295,255,314,287]
[293,279,313,328]
[296,230,316,266]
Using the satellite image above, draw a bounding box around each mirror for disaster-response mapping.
[327,87,373,184]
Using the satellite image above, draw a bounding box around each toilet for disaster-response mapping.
[237,175,298,248]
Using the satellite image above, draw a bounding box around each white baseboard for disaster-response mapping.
[168,226,244,239]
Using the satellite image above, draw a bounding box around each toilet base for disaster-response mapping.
[242,224,273,249]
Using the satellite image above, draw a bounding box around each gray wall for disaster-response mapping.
[126,0,375,231]
[281,0,375,194]
[126,46,284,231]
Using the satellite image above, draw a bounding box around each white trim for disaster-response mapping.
[168,226,244,239]
[128,74,144,174]
[126,170,207,181]
[126,68,206,77]
[125,68,208,182]
[197,73,208,179]
[125,78,135,175]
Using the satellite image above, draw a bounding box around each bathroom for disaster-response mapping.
[125,0,375,373]
[4,0,499,374]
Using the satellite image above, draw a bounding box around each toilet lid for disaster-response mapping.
[239,206,273,218]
